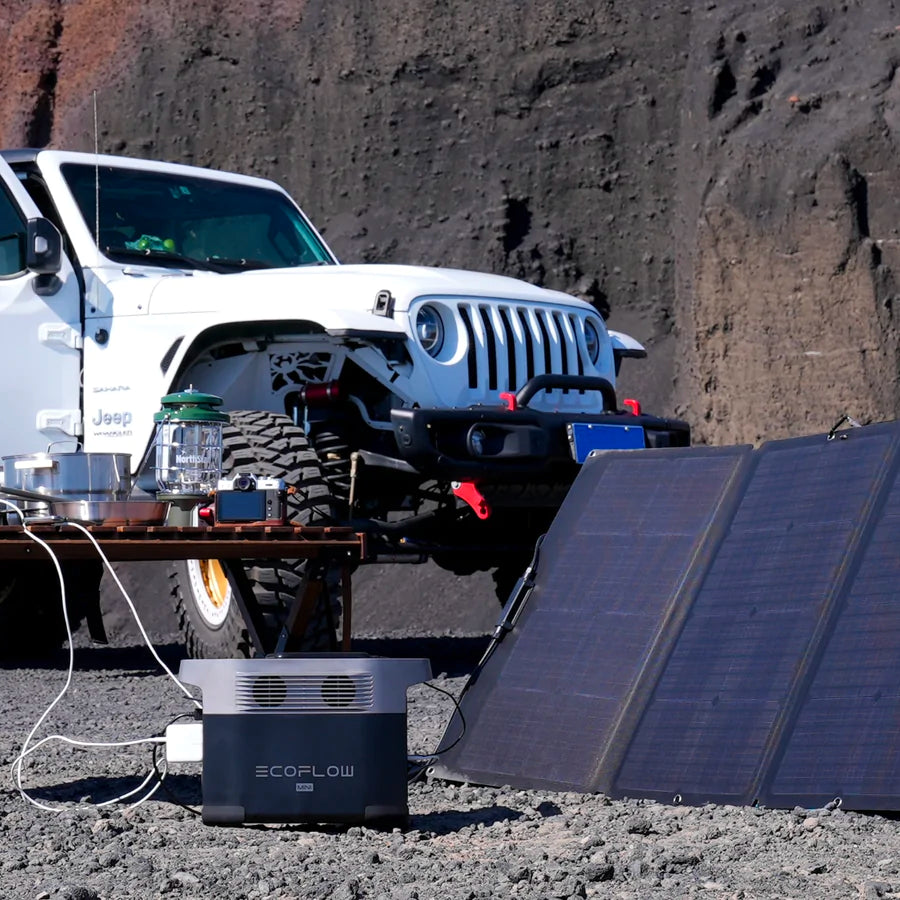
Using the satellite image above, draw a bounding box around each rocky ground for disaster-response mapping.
[1,602,899,900]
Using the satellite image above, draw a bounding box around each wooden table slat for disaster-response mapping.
[0,524,365,562]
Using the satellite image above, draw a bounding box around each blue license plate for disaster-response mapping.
[567,422,646,463]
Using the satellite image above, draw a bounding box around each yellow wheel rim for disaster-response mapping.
[199,559,230,612]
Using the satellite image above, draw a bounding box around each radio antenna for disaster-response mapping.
[93,89,99,245]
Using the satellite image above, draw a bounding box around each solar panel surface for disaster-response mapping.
[613,428,897,805]
[434,446,750,790]
[433,422,900,810]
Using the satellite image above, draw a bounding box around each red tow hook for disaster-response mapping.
[623,398,642,416]
[499,391,517,411]
[452,481,492,520]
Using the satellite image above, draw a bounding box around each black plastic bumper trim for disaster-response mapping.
[390,406,690,480]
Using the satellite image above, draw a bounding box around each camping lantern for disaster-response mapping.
[153,389,228,503]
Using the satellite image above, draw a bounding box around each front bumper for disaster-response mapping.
[390,404,690,481]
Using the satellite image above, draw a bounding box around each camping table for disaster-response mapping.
[0,523,366,654]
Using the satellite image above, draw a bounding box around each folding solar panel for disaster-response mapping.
[433,445,752,791]
[434,421,900,810]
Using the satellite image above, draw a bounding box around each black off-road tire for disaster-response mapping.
[171,410,340,658]
[0,562,96,658]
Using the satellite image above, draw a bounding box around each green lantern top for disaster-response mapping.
[153,387,230,423]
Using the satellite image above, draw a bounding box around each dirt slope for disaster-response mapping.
[673,1,900,443]
[6,0,899,442]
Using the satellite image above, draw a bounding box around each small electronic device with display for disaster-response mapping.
[214,473,287,525]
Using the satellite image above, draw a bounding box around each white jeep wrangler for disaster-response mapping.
[0,149,689,657]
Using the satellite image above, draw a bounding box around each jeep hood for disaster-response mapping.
[145,263,593,331]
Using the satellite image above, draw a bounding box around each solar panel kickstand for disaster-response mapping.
[494,534,545,638]
[465,535,547,687]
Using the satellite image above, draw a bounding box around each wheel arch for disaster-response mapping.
[155,320,410,457]
[128,319,335,473]
[163,319,330,387]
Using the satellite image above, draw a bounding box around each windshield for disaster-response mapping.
[61,163,335,271]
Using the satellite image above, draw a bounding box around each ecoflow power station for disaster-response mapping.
[179,655,432,825]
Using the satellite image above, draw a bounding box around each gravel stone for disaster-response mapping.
[4,631,900,900]
[582,861,614,882]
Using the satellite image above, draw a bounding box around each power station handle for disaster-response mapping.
[515,375,617,411]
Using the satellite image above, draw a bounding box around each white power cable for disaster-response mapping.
[3,499,80,809]
[62,520,199,706]
[1,499,197,812]
[14,735,167,812]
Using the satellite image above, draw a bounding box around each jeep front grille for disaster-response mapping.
[458,302,586,393]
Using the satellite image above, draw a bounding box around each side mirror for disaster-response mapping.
[25,217,62,275]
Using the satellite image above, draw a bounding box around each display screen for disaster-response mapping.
[216,490,266,522]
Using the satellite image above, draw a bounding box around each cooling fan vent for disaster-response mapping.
[235,672,375,713]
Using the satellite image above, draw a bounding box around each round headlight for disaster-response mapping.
[583,319,602,365]
[416,305,444,357]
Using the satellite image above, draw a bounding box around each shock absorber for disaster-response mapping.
[287,381,351,501]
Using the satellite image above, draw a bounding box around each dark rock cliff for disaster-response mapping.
[3,0,899,444]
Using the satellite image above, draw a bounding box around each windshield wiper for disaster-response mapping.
[203,256,277,272]
[102,245,227,273]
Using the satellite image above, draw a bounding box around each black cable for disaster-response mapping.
[422,680,467,756]
[151,742,201,817]
[407,680,468,783]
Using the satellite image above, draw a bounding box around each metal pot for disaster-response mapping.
[1,452,132,514]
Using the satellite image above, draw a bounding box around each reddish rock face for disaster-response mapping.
[3,0,900,445]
